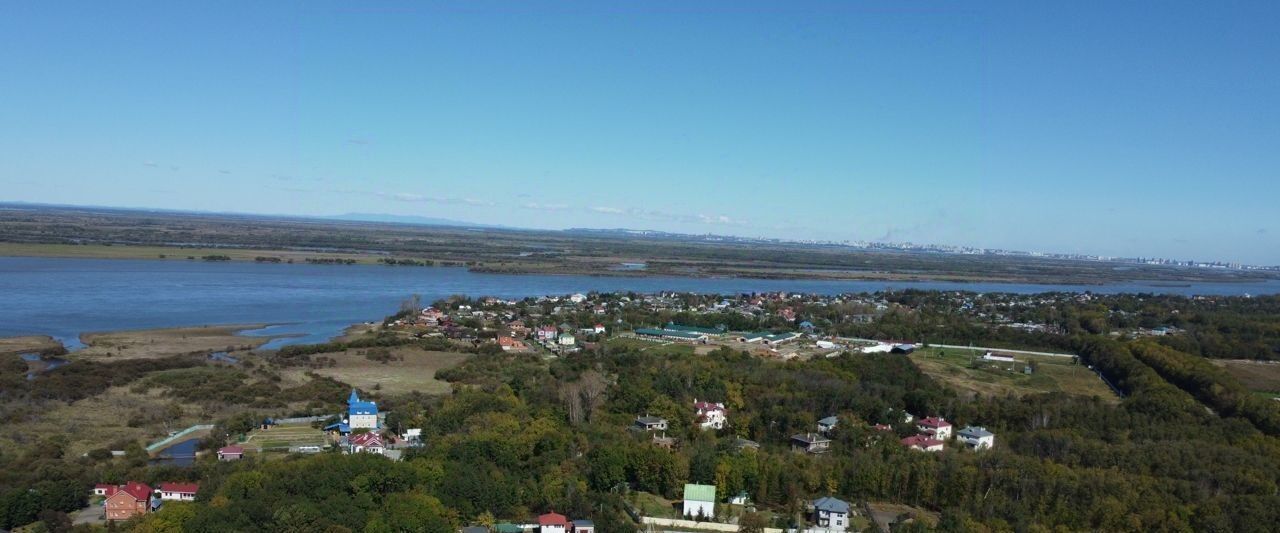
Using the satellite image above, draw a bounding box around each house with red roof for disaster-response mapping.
[901,435,945,452]
[916,416,953,439]
[217,445,244,461]
[347,432,385,455]
[693,399,728,430]
[498,336,527,351]
[104,481,152,521]
[158,482,199,501]
[538,511,570,533]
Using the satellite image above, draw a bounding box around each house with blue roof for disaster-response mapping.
[347,390,379,429]
[812,496,852,531]
[326,390,380,433]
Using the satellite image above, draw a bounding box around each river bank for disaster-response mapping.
[3,256,1278,350]
[3,241,1276,286]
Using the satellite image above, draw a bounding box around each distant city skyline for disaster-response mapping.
[2,1,1278,263]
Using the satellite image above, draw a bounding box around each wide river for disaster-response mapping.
[2,256,1278,349]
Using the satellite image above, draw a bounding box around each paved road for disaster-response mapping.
[837,337,1078,359]
[71,504,103,526]
[927,344,1077,359]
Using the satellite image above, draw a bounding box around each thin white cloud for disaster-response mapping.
[696,213,748,226]
[523,202,570,211]
[143,161,159,167]
[376,191,494,207]
[586,205,749,227]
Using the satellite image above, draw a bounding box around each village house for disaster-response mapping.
[694,400,728,430]
[917,417,952,439]
[498,335,527,351]
[901,434,945,452]
[791,432,832,454]
[558,334,576,346]
[344,390,380,430]
[891,343,917,354]
[571,519,595,533]
[633,415,669,432]
[733,436,761,452]
[347,432,385,454]
[818,416,839,433]
[157,482,199,502]
[216,445,244,461]
[538,511,571,533]
[103,481,152,521]
[982,351,1017,363]
[418,307,444,326]
[508,320,529,337]
[537,325,558,341]
[729,490,751,506]
[682,483,717,519]
[813,496,852,531]
[956,426,995,449]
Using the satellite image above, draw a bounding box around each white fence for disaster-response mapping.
[639,516,820,533]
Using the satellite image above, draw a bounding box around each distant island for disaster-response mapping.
[1,202,1277,286]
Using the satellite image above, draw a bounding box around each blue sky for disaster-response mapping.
[2,1,1278,264]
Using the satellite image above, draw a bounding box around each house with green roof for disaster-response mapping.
[682,483,716,519]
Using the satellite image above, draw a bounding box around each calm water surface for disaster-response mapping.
[2,257,1277,349]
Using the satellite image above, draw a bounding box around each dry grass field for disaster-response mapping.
[282,347,472,395]
[1212,359,1280,396]
[0,335,63,355]
[909,347,1117,402]
[0,242,378,264]
[76,325,269,360]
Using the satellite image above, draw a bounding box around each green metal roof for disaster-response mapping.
[635,328,706,340]
[684,483,717,502]
[495,524,521,533]
[665,323,722,335]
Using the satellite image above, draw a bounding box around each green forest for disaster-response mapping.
[3,294,1280,532]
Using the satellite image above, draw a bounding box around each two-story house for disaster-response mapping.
[347,390,379,430]
[813,496,852,531]
[917,416,952,439]
[104,482,152,521]
[694,400,728,430]
[956,426,995,449]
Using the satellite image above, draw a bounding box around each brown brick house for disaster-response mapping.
[104,481,152,521]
